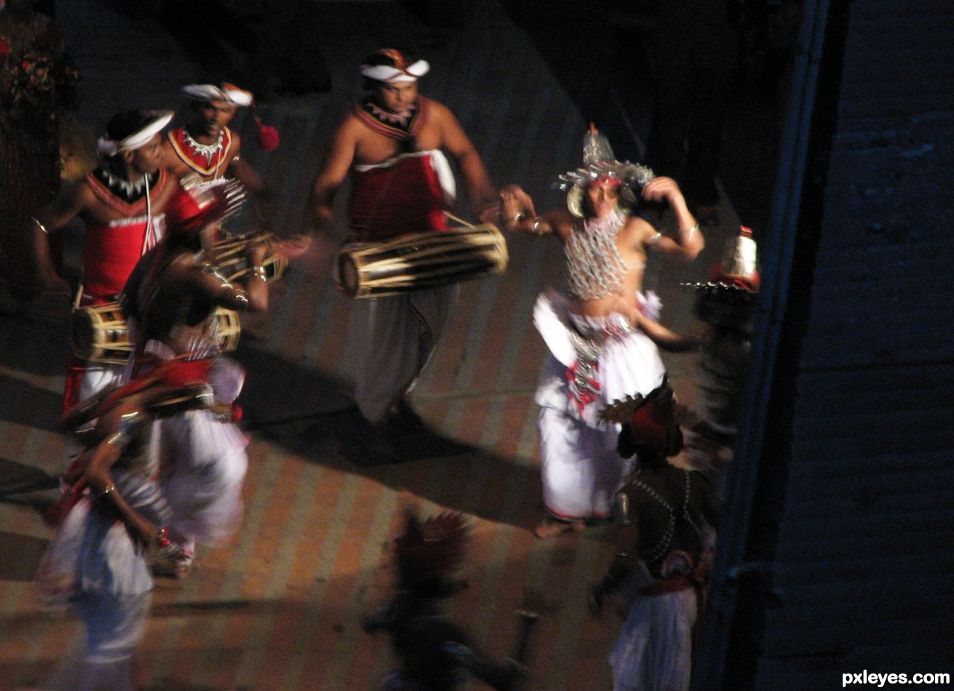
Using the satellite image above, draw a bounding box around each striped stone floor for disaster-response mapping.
[0,2,739,688]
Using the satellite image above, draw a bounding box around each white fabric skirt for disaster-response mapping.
[533,291,666,520]
[609,567,697,691]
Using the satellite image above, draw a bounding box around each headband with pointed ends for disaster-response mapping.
[556,123,654,217]
[182,82,254,107]
[360,48,430,83]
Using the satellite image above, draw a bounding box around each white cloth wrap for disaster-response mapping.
[36,461,171,681]
[77,362,127,405]
[353,149,457,205]
[38,467,170,603]
[157,357,249,549]
[533,290,665,426]
[608,565,696,691]
[137,342,249,549]
[533,290,666,520]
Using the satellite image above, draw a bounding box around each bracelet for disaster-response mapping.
[531,217,545,235]
[683,222,700,240]
[251,264,268,282]
[96,483,116,501]
[32,216,49,235]
[649,231,662,246]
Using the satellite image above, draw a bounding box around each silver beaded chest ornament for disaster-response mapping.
[554,125,655,414]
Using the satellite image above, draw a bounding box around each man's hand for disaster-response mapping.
[495,184,537,229]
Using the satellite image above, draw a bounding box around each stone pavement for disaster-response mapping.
[0,1,741,688]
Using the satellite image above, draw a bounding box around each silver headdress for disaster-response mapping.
[556,124,654,217]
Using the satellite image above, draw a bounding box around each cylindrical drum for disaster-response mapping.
[335,224,508,299]
[72,302,242,364]
[212,230,288,283]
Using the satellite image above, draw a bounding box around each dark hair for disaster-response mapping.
[105,109,159,142]
[617,423,683,467]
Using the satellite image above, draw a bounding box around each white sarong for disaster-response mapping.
[534,291,666,520]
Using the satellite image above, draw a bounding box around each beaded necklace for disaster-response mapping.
[631,468,702,565]
[564,208,630,300]
[182,128,224,166]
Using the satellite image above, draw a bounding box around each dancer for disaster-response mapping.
[121,179,268,573]
[363,510,529,690]
[681,226,760,486]
[499,125,703,537]
[589,382,721,691]
[36,375,211,689]
[162,81,271,194]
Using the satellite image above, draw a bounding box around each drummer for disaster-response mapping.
[162,81,268,199]
[309,48,531,462]
[32,109,181,410]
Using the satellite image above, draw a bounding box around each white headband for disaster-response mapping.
[96,111,173,159]
[360,59,430,83]
[182,83,254,107]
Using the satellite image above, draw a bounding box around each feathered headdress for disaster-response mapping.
[395,510,470,594]
[601,380,698,462]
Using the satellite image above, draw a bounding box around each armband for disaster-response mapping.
[104,429,130,449]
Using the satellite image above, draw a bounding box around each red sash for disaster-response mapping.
[348,154,448,242]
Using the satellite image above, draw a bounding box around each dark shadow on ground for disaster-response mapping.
[0,457,59,497]
[233,342,542,531]
[0,312,70,378]
[0,530,50,580]
[0,375,63,431]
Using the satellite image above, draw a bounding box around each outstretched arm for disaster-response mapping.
[184,241,270,313]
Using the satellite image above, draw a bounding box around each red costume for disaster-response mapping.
[63,168,172,410]
[347,97,449,242]
[166,126,234,178]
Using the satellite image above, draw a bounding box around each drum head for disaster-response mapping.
[70,310,96,360]
[338,254,360,298]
